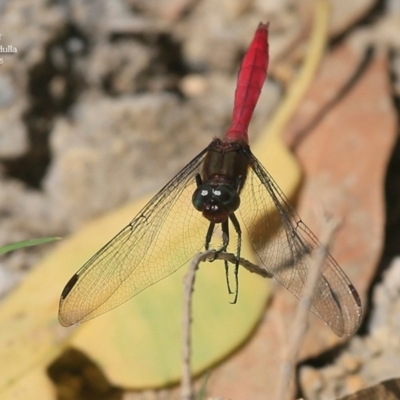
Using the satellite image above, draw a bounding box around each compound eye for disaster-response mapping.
[192,184,213,211]
[214,185,240,212]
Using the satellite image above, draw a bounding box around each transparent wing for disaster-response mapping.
[238,148,362,336]
[59,148,211,326]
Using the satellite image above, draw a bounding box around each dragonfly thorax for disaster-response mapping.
[192,183,240,223]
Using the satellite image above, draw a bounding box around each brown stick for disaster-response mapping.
[276,218,339,400]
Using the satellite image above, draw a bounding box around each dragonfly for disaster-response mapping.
[59,23,362,337]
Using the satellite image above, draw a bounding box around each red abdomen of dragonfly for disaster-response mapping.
[193,23,267,224]
[192,139,249,223]
[225,23,269,144]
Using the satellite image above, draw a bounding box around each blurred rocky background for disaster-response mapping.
[0,0,400,399]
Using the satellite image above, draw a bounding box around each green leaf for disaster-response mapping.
[0,237,61,256]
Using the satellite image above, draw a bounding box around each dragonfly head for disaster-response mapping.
[192,183,240,223]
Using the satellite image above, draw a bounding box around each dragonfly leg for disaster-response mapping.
[221,220,235,295]
[221,219,230,251]
[205,222,215,257]
[229,213,242,304]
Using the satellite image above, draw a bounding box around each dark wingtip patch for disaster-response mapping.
[349,283,362,308]
[61,274,79,299]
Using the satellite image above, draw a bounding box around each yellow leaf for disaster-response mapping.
[0,364,56,400]
[0,195,269,391]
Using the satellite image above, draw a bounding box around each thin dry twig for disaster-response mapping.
[276,218,340,400]
[180,250,271,400]
[216,251,272,278]
[181,251,207,400]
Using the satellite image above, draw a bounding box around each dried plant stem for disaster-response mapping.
[180,250,270,400]
[276,218,339,400]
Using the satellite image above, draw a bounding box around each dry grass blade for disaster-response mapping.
[276,217,340,400]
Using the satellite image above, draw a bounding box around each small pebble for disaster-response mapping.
[339,353,362,374]
[345,374,366,394]
[180,74,208,97]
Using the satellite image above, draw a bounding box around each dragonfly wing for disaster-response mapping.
[59,148,210,326]
[238,149,362,336]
